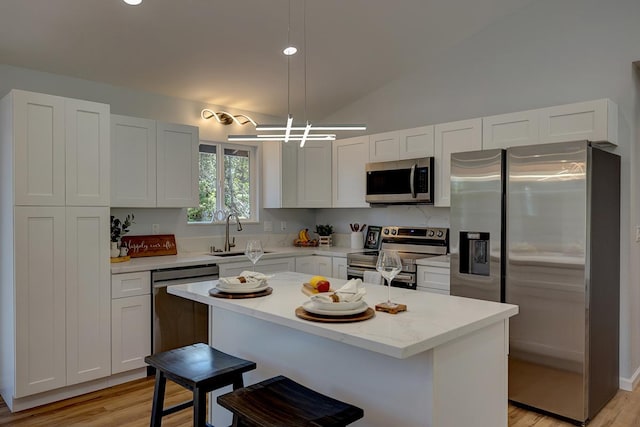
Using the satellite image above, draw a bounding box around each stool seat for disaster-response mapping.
[145,343,256,427]
[217,375,364,427]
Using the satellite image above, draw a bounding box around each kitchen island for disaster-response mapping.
[168,271,518,427]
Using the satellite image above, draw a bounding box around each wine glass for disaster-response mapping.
[376,249,402,308]
[244,240,264,273]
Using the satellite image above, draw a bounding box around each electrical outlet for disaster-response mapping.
[264,221,273,232]
[636,226,640,242]
[152,224,160,235]
[280,221,287,231]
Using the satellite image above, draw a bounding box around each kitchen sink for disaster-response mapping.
[208,251,272,257]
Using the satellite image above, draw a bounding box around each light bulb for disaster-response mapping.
[283,46,297,56]
[123,0,142,5]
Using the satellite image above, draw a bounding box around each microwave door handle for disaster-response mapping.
[410,163,417,198]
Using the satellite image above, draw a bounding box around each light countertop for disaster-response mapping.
[416,254,450,268]
[110,246,365,274]
[168,271,518,359]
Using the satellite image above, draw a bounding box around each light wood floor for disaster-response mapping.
[1,376,639,426]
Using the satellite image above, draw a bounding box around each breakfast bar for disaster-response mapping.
[168,271,518,427]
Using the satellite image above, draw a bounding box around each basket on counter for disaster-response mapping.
[294,239,319,247]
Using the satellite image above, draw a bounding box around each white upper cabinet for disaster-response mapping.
[111,115,157,207]
[110,116,199,208]
[398,126,435,159]
[13,91,66,206]
[539,99,617,145]
[482,109,539,150]
[434,118,482,207]
[332,136,369,208]
[369,126,434,162]
[369,131,400,162]
[65,99,110,206]
[483,99,618,150]
[297,141,332,208]
[156,122,199,208]
[262,141,298,208]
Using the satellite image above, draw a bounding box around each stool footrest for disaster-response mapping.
[163,400,193,416]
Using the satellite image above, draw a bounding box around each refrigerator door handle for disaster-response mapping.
[410,163,416,198]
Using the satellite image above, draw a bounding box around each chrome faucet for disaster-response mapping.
[224,213,243,252]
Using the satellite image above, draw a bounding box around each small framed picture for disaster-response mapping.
[365,225,382,249]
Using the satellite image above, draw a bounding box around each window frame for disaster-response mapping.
[187,140,260,225]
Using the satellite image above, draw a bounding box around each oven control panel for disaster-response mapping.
[381,226,448,242]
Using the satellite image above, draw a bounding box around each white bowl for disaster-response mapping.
[310,299,365,311]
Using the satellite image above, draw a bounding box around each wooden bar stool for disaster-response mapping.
[144,343,256,427]
[217,375,364,427]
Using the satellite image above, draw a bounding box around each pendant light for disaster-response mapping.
[228,0,366,147]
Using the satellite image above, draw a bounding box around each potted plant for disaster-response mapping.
[110,214,135,257]
[315,224,334,246]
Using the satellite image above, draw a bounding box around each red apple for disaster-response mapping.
[316,280,331,293]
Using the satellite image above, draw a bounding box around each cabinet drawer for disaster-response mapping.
[112,271,151,298]
[417,266,450,291]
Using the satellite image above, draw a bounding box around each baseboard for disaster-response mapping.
[619,365,640,391]
[7,368,148,412]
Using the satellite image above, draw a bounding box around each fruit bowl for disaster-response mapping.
[294,239,319,247]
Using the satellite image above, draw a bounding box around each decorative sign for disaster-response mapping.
[120,234,178,258]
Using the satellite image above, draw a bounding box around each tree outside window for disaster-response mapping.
[188,143,256,223]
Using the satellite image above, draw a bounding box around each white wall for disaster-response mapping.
[322,0,640,386]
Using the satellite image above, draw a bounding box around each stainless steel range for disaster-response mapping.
[347,226,449,290]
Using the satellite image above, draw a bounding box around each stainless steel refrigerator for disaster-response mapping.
[449,140,620,424]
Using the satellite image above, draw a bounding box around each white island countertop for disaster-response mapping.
[168,271,517,359]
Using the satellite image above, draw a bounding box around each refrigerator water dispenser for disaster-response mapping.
[459,232,490,276]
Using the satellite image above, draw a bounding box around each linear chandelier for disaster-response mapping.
[228,0,365,147]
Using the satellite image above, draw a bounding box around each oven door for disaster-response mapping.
[347,266,416,290]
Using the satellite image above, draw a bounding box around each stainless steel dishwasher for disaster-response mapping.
[151,264,218,355]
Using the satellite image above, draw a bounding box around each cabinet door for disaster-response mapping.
[332,136,369,208]
[156,122,199,207]
[65,99,110,206]
[315,256,333,277]
[262,141,298,208]
[111,295,151,374]
[417,265,450,293]
[295,256,317,275]
[398,126,434,160]
[434,118,482,207]
[482,110,539,150]
[332,257,348,280]
[111,115,157,207]
[539,99,617,145]
[13,90,66,206]
[369,131,400,162]
[14,206,66,397]
[66,207,111,385]
[297,141,332,208]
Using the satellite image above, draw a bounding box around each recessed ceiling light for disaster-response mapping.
[123,0,142,5]
[283,46,297,56]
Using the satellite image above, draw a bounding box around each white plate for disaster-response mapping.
[215,283,269,294]
[302,300,368,316]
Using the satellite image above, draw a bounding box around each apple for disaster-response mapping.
[316,280,330,293]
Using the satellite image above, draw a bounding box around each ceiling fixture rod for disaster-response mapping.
[227,0,366,146]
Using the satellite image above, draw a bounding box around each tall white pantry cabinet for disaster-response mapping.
[0,90,111,411]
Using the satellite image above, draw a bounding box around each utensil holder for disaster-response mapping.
[351,231,364,249]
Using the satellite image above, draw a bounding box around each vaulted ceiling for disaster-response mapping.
[0,0,535,119]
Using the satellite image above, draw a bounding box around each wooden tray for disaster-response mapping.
[295,306,375,323]
[300,284,335,297]
[209,287,273,299]
[110,255,130,263]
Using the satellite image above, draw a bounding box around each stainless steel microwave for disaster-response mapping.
[365,157,434,205]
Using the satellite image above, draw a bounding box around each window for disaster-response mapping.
[188,142,258,223]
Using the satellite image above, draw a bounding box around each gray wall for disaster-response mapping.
[321,0,640,385]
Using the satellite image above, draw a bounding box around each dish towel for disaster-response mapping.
[218,271,272,289]
[363,270,384,286]
[311,279,366,303]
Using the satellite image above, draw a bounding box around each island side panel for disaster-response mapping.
[432,320,509,427]
[209,307,434,427]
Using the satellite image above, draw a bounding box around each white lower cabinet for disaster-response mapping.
[219,257,296,277]
[295,255,332,277]
[111,271,151,374]
[417,265,450,295]
[332,257,348,280]
[13,206,110,397]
